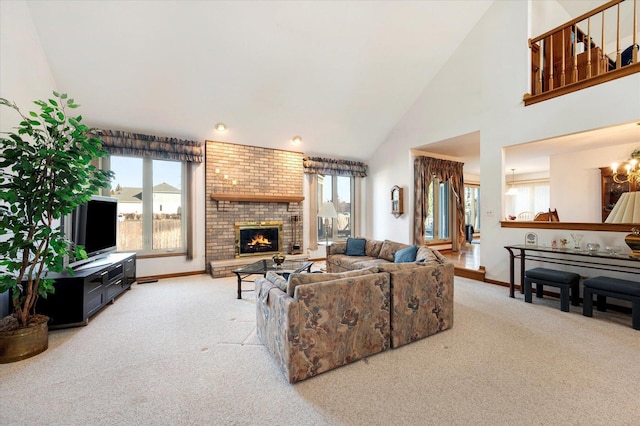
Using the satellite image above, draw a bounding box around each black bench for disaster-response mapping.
[524,268,581,312]
[583,276,640,330]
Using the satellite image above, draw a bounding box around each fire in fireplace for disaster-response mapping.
[235,221,283,258]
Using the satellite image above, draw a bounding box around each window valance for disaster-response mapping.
[96,129,203,163]
[303,156,367,177]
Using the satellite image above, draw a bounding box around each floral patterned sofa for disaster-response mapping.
[327,239,454,348]
[255,268,391,383]
[255,239,454,383]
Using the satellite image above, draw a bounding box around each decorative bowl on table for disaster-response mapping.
[586,243,600,254]
[605,245,622,256]
[272,253,286,268]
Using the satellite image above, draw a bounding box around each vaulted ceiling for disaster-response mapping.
[24,0,629,175]
[25,0,494,162]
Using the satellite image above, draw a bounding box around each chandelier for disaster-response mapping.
[612,149,640,187]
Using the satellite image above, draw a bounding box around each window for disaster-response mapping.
[109,156,185,254]
[506,180,550,218]
[425,178,450,242]
[317,174,354,242]
[464,184,481,232]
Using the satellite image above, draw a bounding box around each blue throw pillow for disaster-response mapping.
[394,245,418,263]
[345,237,367,256]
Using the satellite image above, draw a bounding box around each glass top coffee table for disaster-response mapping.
[233,258,313,299]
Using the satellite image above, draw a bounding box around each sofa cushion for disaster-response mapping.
[416,246,439,263]
[365,240,384,258]
[328,241,346,255]
[328,254,371,272]
[345,237,367,256]
[377,262,423,272]
[353,259,389,269]
[395,245,418,263]
[287,267,378,297]
[378,239,411,262]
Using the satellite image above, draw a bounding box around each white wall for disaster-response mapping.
[551,142,638,223]
[0,0,58,317]
[0,1,56,123]
[0,1,207,279]
[367,0,640,284]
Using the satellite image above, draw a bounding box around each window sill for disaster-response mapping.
[136,251,187,260]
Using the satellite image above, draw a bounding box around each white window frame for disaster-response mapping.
[317,174,355,243]
[425,178,451,243]
[109,156,187,255]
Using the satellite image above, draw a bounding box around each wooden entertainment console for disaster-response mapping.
[37,252,136,328]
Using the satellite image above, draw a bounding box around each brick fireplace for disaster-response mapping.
[205,141,304,277]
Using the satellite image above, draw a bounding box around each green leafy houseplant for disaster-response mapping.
[0,92,113,330]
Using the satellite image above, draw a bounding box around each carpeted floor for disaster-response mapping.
[1,274,638,425]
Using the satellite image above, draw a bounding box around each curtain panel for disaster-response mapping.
[413,156,465,250]
[303,156,367,177]
[96,129,203,163]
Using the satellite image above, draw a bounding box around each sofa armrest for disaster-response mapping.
[326,241,346,256]
[255,277,299,382]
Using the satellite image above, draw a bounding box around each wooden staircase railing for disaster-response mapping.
[524,0,639,106]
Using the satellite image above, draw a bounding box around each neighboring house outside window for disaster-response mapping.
[109,156,186,254]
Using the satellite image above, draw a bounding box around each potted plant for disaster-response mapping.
[0,92,113,362]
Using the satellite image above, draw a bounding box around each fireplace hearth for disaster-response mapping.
[235,221,283,258]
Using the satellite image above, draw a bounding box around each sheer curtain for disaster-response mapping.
[506,180,550,218]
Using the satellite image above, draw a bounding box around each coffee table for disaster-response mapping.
[233,258,313,299]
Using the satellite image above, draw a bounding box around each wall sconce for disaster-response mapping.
[291,136,302,144]
[215,123,227,133]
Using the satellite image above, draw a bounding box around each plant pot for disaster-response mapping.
[0,316,49,363]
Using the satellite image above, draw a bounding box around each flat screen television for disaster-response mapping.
[70,195,118,268]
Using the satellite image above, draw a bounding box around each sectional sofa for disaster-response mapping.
[327,239,454,348]
[255,238,454,383]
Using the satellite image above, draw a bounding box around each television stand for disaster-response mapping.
[74,256,115,271]
[36,252,136,328]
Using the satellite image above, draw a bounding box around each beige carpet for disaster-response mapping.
[1,274,638,425]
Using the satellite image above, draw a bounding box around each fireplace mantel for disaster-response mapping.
[210,193,304,203]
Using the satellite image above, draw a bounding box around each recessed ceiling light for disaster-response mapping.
[215,123,227,133]
[291,136,302,144]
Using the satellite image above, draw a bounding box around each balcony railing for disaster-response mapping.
[524,0,639,106]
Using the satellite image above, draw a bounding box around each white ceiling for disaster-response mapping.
[24,0,494,162]
[24,0,632,176]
